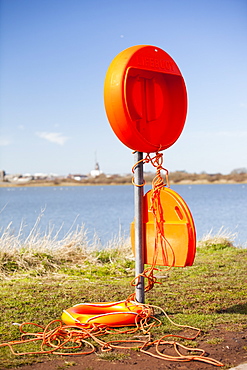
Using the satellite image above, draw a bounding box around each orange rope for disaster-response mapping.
[0,320,95,356]
[131,152,174,300]
[0,306,223,366]
[149,155,175,269]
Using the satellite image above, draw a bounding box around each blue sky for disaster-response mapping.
[0,0,246,176]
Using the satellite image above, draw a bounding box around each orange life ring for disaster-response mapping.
[62,300,147,328]
[104,45,187,153]
[131,187,196,267]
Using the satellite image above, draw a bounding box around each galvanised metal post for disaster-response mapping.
[134,151,145,303]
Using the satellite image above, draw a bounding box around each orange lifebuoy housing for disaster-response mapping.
[104,45,187,153]
[62,300,146,328]
[131,187,196,267]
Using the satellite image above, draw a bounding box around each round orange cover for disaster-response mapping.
[104,45,187,153]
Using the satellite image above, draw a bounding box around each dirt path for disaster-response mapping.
[3,328,246,370]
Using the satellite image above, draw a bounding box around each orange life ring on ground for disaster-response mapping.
[62,300,146,328]
[131,187,196,267]
[104,45,187,153]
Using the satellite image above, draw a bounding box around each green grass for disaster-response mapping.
[0,228,246,368]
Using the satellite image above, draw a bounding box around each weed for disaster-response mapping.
[131,347,140,352]
[206,337,224,345]
[97,352,130,362]
[56,361,77,369]
[64,361,77,367]
[181,339,199,348]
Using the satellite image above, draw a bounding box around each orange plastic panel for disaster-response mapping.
[131,187,196,267]
[104,45,187,153]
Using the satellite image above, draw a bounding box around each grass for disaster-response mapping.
[0,212,135,278]
[0,225,246,368]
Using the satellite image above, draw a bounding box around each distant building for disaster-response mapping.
[34,173,48,180]
[90,162,103,178]
[0,170,5,181]
[68,174,88,181]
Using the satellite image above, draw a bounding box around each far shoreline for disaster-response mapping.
[0,179,247,188]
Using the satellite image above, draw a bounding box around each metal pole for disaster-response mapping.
[134,151,145,303]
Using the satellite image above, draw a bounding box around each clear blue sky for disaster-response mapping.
[0,0,246,176]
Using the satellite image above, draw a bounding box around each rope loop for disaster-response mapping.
[132,152,169,188]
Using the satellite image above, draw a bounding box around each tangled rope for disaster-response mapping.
[130,152,175,298]
[0,305,223,366]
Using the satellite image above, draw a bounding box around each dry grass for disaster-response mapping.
[0,211,244,278]
[197,227,237,250]
[0,213,134,277]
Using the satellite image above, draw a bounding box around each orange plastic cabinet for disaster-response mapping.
[131,187,196,267]
[104,45,187,153]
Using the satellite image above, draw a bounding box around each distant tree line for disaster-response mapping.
[142,168,247,184]
[2,168,246,186]
[168,169,247,184]
[62,168,247,185]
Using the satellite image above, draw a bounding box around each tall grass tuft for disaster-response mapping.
[197,227,237,251]
[0,213,134,277]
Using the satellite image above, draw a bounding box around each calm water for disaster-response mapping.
[0,184,246,247]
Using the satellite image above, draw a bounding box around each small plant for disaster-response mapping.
[181,339,199,348]
[97,352,130,362]
[206,337,224,345]
[131,346,140,352]
[56,361,77,369]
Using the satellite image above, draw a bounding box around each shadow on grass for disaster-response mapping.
[216,303,247,314]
